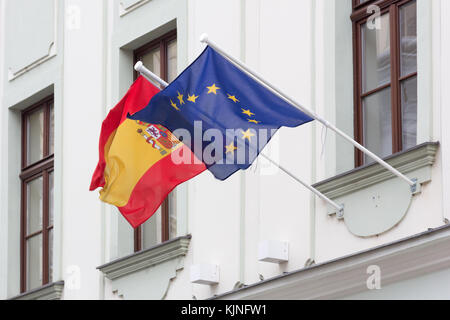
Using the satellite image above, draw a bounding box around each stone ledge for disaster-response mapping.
[98,235,191,280]
[10,281,64,300]
[313,142,439,199]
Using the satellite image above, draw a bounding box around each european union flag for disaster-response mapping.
[129,46,314,180]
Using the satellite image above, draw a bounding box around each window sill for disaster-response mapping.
[9,281,64,300]
[97,235,191,280]
[313,142,439,199]
[312,142,439,237]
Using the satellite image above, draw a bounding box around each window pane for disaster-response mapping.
[49,102,54,155]
[27,108,44,165]
[49,171,54,226]
[48,228,53,283]
[141,47,161,79]
[400,0,417,77]
[363,87,392,164]
[401,76,417,150]
[361,13,391,93]
[27,177,43,235]
[141,207,162,250]
[169,193,177,239]
[26,234,42,291]
[167,39,178,83]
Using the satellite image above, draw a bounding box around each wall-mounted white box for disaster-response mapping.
[190,264,220,285]
[258,240,289,263]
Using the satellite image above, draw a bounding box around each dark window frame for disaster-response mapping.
[352,0,417,166]
[20,96,54,293]
[132,30,176,252]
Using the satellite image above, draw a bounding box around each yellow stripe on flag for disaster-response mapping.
[100,119,181,207]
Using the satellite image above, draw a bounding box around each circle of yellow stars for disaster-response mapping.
[168,83,263,155]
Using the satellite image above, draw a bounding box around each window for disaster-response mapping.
[352,0,417,166]
[133,30,178,252]
[20,97,54,293]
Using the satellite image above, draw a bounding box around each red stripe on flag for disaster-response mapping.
[118,145,206,228]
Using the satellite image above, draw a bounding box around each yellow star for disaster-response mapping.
[170,100,180,111]
[241,108,255,117]
[241,129,256,142]
[227,94,239,103]
[207,84,220,94]
[177,92,185,105]
[225,142,237,154]
[248,119,260,124]
[187,93,199,103]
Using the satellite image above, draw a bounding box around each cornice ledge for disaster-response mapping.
[213,225,450,300]
[119,0,151,17]
[10,281,64,300]
[313,142,439,199]
[98,235,191,280]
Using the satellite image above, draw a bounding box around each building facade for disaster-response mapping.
[1,0,450,300]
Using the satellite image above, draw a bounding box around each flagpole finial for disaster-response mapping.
[199,33,209,44]
[134,61,143,72]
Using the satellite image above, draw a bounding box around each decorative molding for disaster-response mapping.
[8,43,57,81]
[10,281,64,300]
[119,0,152,17]
[312,142,440,237]
[111,256,185,300]
[213,225,450,300]
[8,0,58,81]
[313,142,439,199]
[98,235,191,280]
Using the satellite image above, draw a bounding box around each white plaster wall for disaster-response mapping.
[60,0,106,299]
[342,266,450,300]
[0,0,6,300]
[242,0,314,284]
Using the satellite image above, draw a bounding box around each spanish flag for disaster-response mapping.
[90,76,206,228]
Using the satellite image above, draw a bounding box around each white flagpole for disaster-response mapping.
[199,34,417,190]
[135,61,169,88]
[134,61,345,214]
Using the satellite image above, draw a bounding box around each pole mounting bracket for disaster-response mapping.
[337,204,345,219]
[410,178,419,194]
